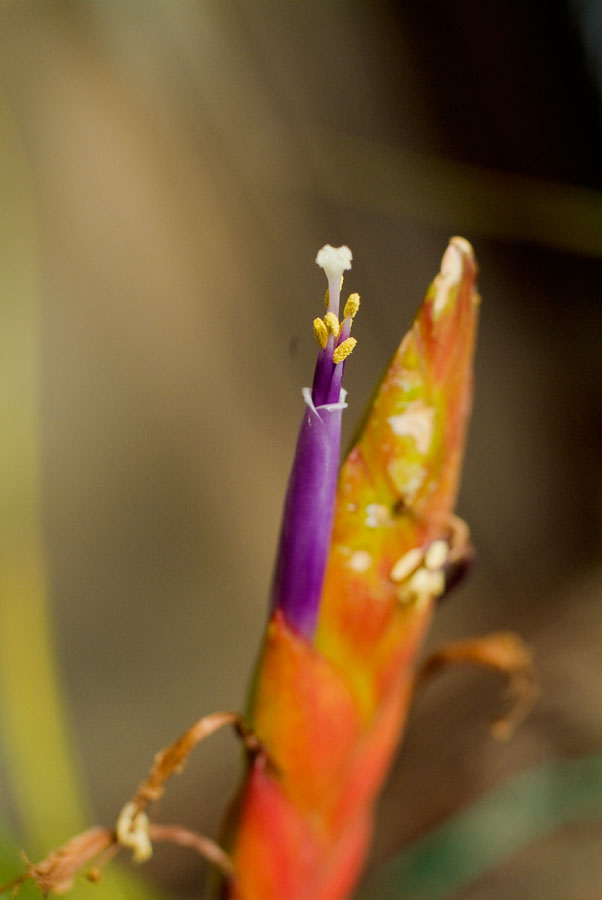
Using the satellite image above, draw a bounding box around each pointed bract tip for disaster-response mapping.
[431,236,476,317]
[440,238,472,280]
[449,236,474,259]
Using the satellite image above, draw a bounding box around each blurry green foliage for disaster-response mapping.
[356,752,602,900]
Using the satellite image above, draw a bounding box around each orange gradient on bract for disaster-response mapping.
[228,239,479,900]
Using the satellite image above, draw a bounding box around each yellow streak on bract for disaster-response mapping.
[313,317,329,349]
[344,293,360,319]
[324,312,341,336]
[333,337,357,364]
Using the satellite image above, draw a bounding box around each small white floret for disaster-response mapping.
[425,540,449,571]
[407,567,445,600]
[390,547,423,583]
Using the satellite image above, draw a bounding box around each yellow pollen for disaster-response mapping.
[344,293,360,319]
[333,337,357,364]
[324,312,340,336]
[313,317,329,349]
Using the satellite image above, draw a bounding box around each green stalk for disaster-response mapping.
[0,90,88,853]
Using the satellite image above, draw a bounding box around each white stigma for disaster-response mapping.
[316,245,353,314]
[316,245,353,280]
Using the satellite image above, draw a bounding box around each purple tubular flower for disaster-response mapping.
[270,246,359,638]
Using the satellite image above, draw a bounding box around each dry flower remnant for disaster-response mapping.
[1,240,536,900]
[1,712,253,895]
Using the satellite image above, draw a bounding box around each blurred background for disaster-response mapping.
[0,1,601,899]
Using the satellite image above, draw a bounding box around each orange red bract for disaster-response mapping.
[227,238,479,900]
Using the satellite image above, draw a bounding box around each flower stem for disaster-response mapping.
[0,94,88,853]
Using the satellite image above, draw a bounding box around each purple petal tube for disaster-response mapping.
[270,391,346,637]
[270,245,354,639]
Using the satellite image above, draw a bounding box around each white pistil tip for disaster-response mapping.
[316,245,353,282]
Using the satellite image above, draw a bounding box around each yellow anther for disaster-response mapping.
[323,312,340,336]
[313,317,329,349]
[333,337,357,364]
[344,293,361,319]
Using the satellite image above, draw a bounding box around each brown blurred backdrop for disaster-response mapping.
[0,2,601,898]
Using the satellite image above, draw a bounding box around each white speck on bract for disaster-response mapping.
[365,503,392,528]
[408,567,445,600]
[388,401,434,455]
[348,550,372,573]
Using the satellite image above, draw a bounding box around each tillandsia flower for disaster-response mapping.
[271,244,358,638]
[227,238,480,900]
[1,237,538,900]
